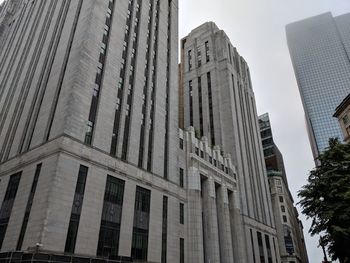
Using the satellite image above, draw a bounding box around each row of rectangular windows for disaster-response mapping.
[188,41,210,71]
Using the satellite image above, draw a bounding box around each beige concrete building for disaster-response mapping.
[334,94,350,143]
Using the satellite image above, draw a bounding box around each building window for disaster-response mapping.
[198,76,203,136]
[65,165,88,254]
[250,229,256,263]
[277,187,283,194]
[200,150,204,158]
[188,50,192,70]
[161,196,168,263]
[17,164,42,250]
[205,41,210,62]
[195,147,199,155]
[275,179,281,185]
[265,235,273,263]
[257,231,265,263]
[131,187,151,260]
[283,215,287,223]
[180,238,184,263]
[197,47,202,67]
[179,168,184,188]
[207,72,215,146]
[189,80,193,126]
[281,205,286,213]
[180,203,184,224]
[97,175,125,258]
[0,172,22,249]
[279,196,284,203]
[179,138,184,149]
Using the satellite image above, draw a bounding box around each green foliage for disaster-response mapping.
[298,138,350,263]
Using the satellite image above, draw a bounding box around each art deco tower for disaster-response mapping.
[180,22,279,263]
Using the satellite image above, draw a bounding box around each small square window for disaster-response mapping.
[279,196,284,203]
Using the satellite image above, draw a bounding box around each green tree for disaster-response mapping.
[298,138,350,263]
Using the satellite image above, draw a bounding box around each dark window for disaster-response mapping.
[197,47,202,67]
[189,80,193,126]
[97,176,125,258]
[283,215,287,223]
[207,72,215,146]
[17,164,42,250]
[281,205,285,213]
[200,150,204,158]
[179,138,184,149]
[65,165,88,253]
[131,187,151,260]
[198,76,203,137]
[180,238,184,263]
[161,196,168,263]
[205,41,210,62]
[279,196,284,203]
[0,172,22,249]
[265,234,273,263]
[195,147,199,155]
[250,229,256,263]
[179,168,184,188]
[188,50,192,70]
[257,232,265,263]
[180,203,184,224]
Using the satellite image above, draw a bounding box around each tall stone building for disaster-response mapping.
[180,22,280,263]
[0,0,187,262]
[286,12,350,158]
[259,113,309,263]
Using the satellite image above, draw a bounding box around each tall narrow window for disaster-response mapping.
[188,50,192,70]
[97,176,125,258]
[179,168,184,188]
[257,231,265,263]
[207,72,215,145]
[250,229,256,263]
[180,238,184,263]
[132,187,151,260]
[161,196,168,263]
[197,47,202,67]
[198,76,203,137]
[205,41,210,62]
[265,234,273,263]
[0,172,22,249]
[64,165,88,253]
[180,203,184,224]
[189,80,193,126]
[17,164,42,250]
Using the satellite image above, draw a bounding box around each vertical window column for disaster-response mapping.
[0,172,22,249]
[17,164,42,250]
[205,41,210,62]
[207,72,215,145]
[138,0,155,168]
[257,231,266,263]
[265,235,273,263]
[198,76,203,137]
[180,238,185,263]
[131,187,151,261]
[189,80,193,126]
[64,165,88,253]
[110,0,135,156]
[146,0,160,172]
[97,176,125,258]
[161,196,168,263]
[85,0,115,145]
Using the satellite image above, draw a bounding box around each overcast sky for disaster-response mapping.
[179,0,350,262]
[0,0,349,261]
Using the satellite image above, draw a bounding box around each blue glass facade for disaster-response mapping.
[287,12,350,158]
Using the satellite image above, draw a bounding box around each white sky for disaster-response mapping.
[179,0,350,262]
[1,0,349,261]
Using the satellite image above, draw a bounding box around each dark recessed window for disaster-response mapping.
[279,196,284,203]
[179,168,184,188]
[180,203,184,224]
[180,238,184,263]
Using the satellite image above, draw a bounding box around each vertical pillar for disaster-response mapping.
[228,189,248,262]
[187,167,204,262]
[216,184,234,263]
[202,176,220,263]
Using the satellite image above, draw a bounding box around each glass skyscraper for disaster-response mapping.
[286,12,350,158]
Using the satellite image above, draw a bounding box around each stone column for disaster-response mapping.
[187,167,204,263]
[228,189,248,262]
[216,184,234,263]
[202,176,220,263]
